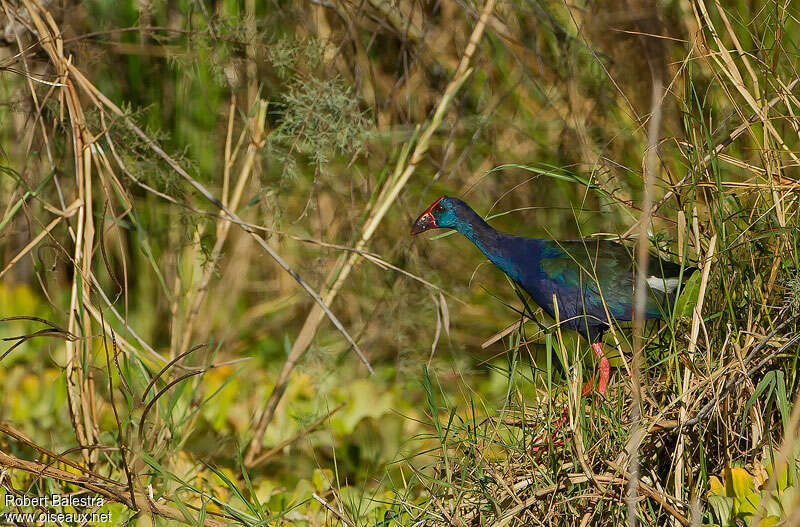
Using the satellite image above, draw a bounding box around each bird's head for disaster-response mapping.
[411,196,463,235]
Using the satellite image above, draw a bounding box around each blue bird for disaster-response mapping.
[411,196,695,398]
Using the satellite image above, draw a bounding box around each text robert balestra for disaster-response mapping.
[4,494,105,507]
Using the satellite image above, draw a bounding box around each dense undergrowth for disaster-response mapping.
[0,0,799,526]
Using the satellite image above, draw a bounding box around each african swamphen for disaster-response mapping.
[411,196,695,398]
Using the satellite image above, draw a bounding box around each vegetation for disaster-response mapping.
[0,0,799,525]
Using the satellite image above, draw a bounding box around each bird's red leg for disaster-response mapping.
[580,342,609,397]
[592,342,609,397]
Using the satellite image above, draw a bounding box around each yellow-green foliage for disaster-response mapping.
[708,451,800,526]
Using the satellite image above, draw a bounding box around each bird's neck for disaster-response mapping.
[452,207,496,248]
[453,207,535,280]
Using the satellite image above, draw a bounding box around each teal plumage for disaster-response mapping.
[535,238,686,324]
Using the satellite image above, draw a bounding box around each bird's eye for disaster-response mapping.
[435,204,445,213]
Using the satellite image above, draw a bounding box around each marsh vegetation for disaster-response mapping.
[0,0,799,525]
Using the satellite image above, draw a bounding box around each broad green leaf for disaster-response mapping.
[708,495,734,526]
[732,491,760,516]
[764,490,785,518]
[675,271,701,318]
[766,461,792,492]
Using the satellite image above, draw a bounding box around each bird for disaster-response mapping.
[411,196,696,400]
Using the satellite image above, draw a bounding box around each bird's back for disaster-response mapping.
[497,237,692,338]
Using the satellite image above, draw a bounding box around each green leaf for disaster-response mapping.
[708,476,725,496]
[775,370,790,432]
[708,495,734,526]
[732,491,760,516]
[743,371,776,432]
[725,467,755,498]
[422,365,442,438]
[674,271,701,318]
[313,468,333,492]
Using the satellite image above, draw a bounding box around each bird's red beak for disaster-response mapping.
[411,198,442,235]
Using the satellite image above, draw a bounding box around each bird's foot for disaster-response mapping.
[581,377,595,398]
[580,377,609,401]
[530,437,564,453]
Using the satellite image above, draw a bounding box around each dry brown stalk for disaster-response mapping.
[11,0,100,463]
[0,198,80,279]
[312,492,356,527]
[602,470,690,527]
[6,0,371,488]
[673,234,716,523]
[10,1,370,381]
[242,0,499,466]
[620,76,800,240]
[629,53,665,525]
[492,471,690,527]
[492,482,562,527]
[693,0,800,168]
[0,421,119,487]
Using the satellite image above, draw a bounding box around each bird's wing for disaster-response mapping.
[537,240,691,319]
[538,240,634,318]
